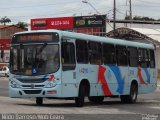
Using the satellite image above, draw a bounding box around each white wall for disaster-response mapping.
[0,50,10,63]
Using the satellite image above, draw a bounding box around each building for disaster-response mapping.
[0,25,26,67]
[31,15,106,36]
[106,20,160,32]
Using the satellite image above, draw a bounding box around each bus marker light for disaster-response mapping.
[47,90,57,94]
[56,78,60,80]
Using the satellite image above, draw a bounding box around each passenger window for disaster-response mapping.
[103,43,116,65]
[76,40,88,63]
[62,42,76,71]
[116,45,128,66]
[128,47,138,67]
[148,50,155,68]
[138,49,149,68]
[88,42,102,65]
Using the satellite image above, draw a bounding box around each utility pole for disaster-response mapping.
[113,0,116,36]
[129,0,132,20]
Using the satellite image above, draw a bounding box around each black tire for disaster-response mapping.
[129,83,138,103]
[120,83,138,103]
[36,97,43,105]
[5,73,7,77]
[75,85,85,107]
[88,96,104,104]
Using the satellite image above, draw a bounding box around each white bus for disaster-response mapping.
[9,29,157,107]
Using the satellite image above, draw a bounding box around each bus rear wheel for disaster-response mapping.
[88,96,104,104]
[75,85,85,107]
[36,97,43,105]
[120,83,138,103]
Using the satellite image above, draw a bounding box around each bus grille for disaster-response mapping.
[22,85,45,88]
[17,78,48,83]
[23,90,41,94]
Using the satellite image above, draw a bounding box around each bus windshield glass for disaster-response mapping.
[10,44,59,75]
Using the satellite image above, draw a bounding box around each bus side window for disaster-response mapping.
[116,45,128,66]
[149,49,155,68]
[88,42,102,65]
[103,43,116,65]
[62,42,76,71]
[128,47,138,67]
[138,48,149,68]
[76,40,88,63]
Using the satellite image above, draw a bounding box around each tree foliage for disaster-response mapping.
[0,16,11,25]
[133,16,155,21]
[125,15,131,20]
[125,15,159,21]
[16,22,28,29]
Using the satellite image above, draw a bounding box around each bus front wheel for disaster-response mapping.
[75,85,85,107]
[36,97,43,105]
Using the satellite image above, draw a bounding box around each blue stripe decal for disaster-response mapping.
[143,68,150,83]
[108,66,124,94]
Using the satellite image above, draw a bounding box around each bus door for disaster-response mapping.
[61,40,77,97]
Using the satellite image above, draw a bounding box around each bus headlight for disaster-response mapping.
[10,80,20,88]
[45,82,56,88]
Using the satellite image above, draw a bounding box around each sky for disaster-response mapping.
[0,0,160,24]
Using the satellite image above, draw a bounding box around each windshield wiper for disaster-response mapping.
[38,43,47,54]
[32,43,48,72]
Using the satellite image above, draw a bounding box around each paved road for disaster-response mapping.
[0,77,8,97]
[0,77,160,120]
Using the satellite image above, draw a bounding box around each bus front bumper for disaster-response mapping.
[9,85,62,98]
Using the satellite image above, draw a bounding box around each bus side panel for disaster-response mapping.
[128,67,139,93]
[101,66,129,96]
[138,67,157,94]
[76,64,98,96]
[61,70,78,97]
[90,65,130,96]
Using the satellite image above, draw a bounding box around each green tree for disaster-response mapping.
[125,15,131,20]
[133,16,142,20]
[0,16,11,25]
[16,22,28,29]
[133,16,156,21]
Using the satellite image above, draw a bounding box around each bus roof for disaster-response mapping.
[14,29,155,49]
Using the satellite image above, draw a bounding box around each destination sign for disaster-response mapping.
[12,33,59,43]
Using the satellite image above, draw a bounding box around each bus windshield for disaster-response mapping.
[10,44,59,75]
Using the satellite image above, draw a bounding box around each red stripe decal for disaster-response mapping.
[97,66,112,96]
[138,68,145,84]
